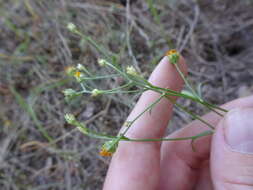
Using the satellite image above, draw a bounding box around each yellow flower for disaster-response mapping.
[99,139,119,157]
[99,149,113,157]
[74,71,81,78]
[165,49,180,64]
[165,49,179,56]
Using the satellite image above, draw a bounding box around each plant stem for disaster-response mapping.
[125,130,213,142]
[74,30,113,61]
[169,97,215,130]
[79,74,120,81]
[121,94,165,136]
[150,85,227,114]
[174,63,201,100]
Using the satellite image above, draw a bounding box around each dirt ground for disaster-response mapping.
[0,0,253,189]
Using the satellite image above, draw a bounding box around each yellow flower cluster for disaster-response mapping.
[74,71,81,78]
[99,139,119,157]
[165,49,180,64]
[165,49,178,56]
[99,149,113,157]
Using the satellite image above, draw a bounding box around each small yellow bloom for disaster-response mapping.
[165,49,180,64]
[99,139,119,157]
[74,71,81,78]
[165,49,179,56]
[99,149,113,157]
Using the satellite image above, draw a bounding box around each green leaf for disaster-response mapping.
[181,90,198,100]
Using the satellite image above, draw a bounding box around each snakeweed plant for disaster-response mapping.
[64,23,228,157]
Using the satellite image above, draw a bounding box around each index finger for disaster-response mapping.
[103,55,187,190]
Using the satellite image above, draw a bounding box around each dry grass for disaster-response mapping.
[0,0,253,189]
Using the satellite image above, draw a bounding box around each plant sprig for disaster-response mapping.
[64,23,228,156]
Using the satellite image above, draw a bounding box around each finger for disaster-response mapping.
[103,56,187,190]
[125,56,187,139]
[211,107,253,189]
[159,95,253,190]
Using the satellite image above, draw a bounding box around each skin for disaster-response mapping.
[103,56,253,190]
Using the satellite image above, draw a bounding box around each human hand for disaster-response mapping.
[103,56,253,190]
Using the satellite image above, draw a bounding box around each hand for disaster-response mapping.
[103,56,253,190]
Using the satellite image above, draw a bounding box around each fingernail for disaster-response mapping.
[225,108,253,153]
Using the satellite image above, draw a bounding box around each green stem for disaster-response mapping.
[104,82,133,92]
[150,85,227,114]
[170,98,215,130]
[121,94,165,136]
[78,82,134,95]
[74,30,113,61]
[203,102,228,113]
[103,59,129,79]
[105,89,145,94]
[79,74,120,81]
[173,63,227,115]
[174,63,201,100]
[70,114,213,143]
[75,122,115,140]
[125,130,213,142]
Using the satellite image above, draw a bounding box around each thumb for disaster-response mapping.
[211,108,253,189]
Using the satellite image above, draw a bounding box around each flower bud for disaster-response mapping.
[98,59,108,67]
[67,23,77,32]
[74,71,84,82]
[126,66,138,76]
[165,49,180,64]
[99,139,119,157]
[77,63,85,71]
[65,113,76,125]
[63,88,77,99]
[91,89,102,97]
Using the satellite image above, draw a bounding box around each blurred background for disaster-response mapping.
[0,0,253,189]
